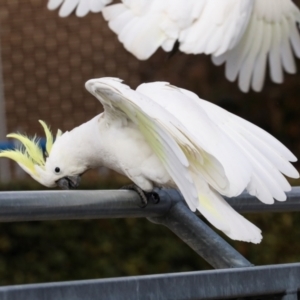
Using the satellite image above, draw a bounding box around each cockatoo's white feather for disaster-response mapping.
[2,77,298,244]
[47,0,112,17]
[47,0,300,91]
[102,0,300,92]
[102,1,171,60]
[138,81,298,206]
[179,0,253,56]
[86,78,201,211]
[192,97,298,204]
[212,0,300,92]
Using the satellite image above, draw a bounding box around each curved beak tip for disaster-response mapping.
[56,175,81,190]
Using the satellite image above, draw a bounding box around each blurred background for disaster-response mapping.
[0,0,300,285]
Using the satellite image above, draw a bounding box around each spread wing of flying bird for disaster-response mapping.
[102,0,300,92]
[102,0,202,59]
[210,0,300,92]
[47,0,300,91]
[47,0,112,17]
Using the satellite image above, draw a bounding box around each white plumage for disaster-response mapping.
[2,77,298,243]
[47,0,112,17]
[86,78,298,242]
[102,0,300,92]
[47,0,300,92]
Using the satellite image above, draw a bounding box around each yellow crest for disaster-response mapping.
[0,121,62,176]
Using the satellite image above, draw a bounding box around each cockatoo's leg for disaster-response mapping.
[121,184,160,208]
[167,40,180,60]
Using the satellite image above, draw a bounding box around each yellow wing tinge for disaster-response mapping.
[198,194,222,218]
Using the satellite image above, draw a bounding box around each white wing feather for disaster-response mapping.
[85,77,199,211]
[137,81,298,242]
[102,1,168,59]
[192,174,262,244]
[137,82,252,197]
[47,0,112,17]
[102,0,202,59]
[212,0,300,92]
[192,95,298,204]
[179,0,253,56]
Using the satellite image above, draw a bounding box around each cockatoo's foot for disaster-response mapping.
[121,184,159,208]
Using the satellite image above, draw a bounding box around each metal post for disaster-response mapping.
[148,189,252,269]
[0,29,10,183]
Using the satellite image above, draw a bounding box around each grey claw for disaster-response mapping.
[121,184,160,208]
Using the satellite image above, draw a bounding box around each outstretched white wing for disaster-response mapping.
[137,82,252,198]
[151,79,298,198]
[212,0,300,92]
[47,0,112,17]
[179,87,299,203]
[137,81,298,243]
[102,0,168,60]
[102,0,202,59]
[85,77,204,212]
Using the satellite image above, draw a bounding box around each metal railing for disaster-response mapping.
[0,187,299,299]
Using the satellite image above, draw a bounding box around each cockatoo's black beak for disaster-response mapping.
[56,175,81,190]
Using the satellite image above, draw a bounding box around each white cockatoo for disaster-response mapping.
[0,78,298,243]
[47,0,112,17]
[47,0,300,92]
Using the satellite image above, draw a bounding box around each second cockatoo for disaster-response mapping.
[102,0,300,92]
[47,0,300,92]
[0,77,298,244]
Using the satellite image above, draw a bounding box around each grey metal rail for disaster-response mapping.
[0,189,166,221]
[0,187,300,223]
[0,263,299,300]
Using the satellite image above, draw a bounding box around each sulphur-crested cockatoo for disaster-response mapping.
[47,0,112,17]
[1,77,298,243]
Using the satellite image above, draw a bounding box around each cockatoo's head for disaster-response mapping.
[0,121,85,189]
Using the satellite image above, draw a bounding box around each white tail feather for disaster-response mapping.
[193,174,262,243]
[198,189,262,243]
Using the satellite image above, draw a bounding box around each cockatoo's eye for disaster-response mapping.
[54,167,61,174]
